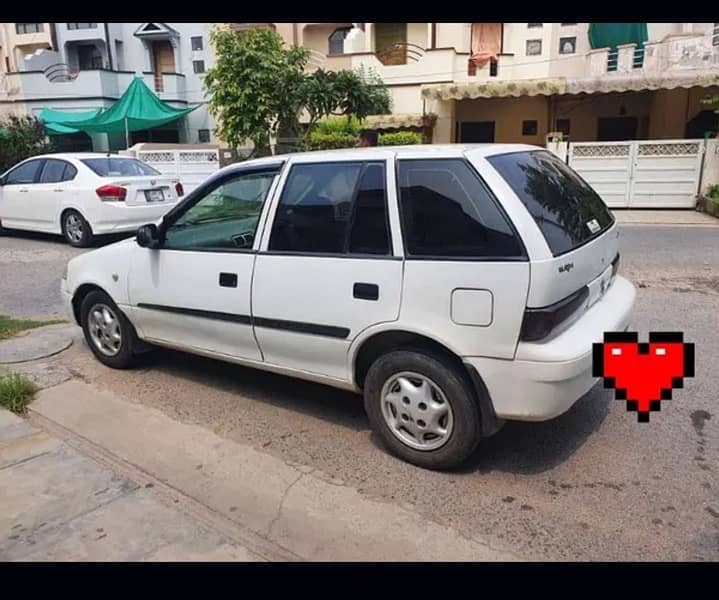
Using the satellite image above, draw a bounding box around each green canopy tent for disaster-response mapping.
[39,76,201,147]
[588,23,649,69]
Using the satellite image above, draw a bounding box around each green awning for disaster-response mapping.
[588,23,648,50]
[39,77,200,135]
[588,23,648,69]
[39,108,102,135]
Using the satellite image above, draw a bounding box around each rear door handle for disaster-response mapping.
[19,188,29,192]
[53,188,64,192]
[219,272,238,288]
[353,282,379,301]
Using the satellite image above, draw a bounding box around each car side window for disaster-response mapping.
[397,159,524,259]
[5,160,45,185]
[63,163,77,181]
[39,159,69,184]
[163,169,278,251]
[269,161,391,255]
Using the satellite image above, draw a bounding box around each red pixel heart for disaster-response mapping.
[592,332,695,422]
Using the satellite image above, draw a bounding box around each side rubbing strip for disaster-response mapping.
[136,303,349,339]
[137,303,252,325]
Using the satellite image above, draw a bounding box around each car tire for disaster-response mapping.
[62,210,94,248]
[80,290,139,369]
[363,349,482,471]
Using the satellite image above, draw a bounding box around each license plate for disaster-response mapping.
[145,189,165,203]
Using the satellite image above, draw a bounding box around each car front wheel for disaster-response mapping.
[363,349,482,471]
[80,290,140,369]
[62,210,94,247]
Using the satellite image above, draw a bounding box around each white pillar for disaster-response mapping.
[365,23,373,52]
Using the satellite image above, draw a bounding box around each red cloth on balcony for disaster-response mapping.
[469,23,501,70]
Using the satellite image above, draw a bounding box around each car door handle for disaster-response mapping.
[19,188,29,192]
[53,188,64,192]
[219,272,238,288]
[353,282,379,301]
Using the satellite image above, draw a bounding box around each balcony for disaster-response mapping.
[4,69,188,105]
[585,33,719,77]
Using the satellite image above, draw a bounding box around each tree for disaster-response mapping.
[204,26,309,156]
[0,115,55,173]
[205,26,392,155]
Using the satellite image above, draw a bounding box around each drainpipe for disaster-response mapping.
[49,23,58,51]
[292,23,298,47]
[104,23,113,70]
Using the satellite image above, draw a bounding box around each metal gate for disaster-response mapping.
[136,148,220,194]
[567,139,705,208]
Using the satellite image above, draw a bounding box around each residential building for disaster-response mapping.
[0,22,217,151]
[264,22,719,146]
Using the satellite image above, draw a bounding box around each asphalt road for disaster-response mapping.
[1,224,718,560]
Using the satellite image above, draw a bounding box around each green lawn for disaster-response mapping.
[0,315,66,342]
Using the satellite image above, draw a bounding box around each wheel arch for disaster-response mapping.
[351,327,503,437]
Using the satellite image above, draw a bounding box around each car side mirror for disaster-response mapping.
[136,223,161,249]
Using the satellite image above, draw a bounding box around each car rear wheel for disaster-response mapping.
[80,290,140,369]
[363,349,482,471]
[62,210,94,248]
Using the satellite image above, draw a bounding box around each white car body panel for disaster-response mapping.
[63,144,637,423]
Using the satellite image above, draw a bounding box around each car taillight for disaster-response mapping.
[520,286,589,342]
[96,184,127,202]
[175,182,184,197]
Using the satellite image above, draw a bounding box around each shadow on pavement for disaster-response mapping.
[1,228,133,248]
[141,345,610,475]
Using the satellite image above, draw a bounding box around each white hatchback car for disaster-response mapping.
[62,145,636,470]
[0,153,184,247]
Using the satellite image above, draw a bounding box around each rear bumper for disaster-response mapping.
[466,275,636,422]
[91,201,177,235]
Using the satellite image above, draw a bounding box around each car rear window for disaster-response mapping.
[81,157,160,177]
[487,150,614,256]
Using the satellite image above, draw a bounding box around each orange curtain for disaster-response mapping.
[469,23,501,70]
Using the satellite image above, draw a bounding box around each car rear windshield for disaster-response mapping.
[81,158,160,177]
[487,150,615,256]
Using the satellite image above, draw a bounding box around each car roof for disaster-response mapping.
[220,144,542,173]
[27,152,141,161]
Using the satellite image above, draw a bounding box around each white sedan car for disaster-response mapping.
[0,153,184,247]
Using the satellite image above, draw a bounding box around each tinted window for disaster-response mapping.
[487,150,615,256]
[164,170,278,251]
[81,158,160,177]
[397,159,523,258]
[63,163,78,181]
[39,159,68,184]
[270,162,391,256]
[5,160,44,185]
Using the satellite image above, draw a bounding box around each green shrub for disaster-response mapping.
[313,116,363,137]
[708,184,719,199]
[378,131,423,146]
[0,372,37,414]
[307,131,358,151]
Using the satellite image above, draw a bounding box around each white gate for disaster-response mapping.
[567,139,705,208]
[136,149,221,194]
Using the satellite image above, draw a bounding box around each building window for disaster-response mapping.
[522,120,538,136]
[559,36,577,54]
[329,27,351,55]
[556,119,571,136]
[198,129,211,143]
[527,23,543,28]
[192,60,205,74]
[489,59,498,77]
[191,36,204,51]
[67,23,97,30]
[15,23,43,34]
[526,39,542,56]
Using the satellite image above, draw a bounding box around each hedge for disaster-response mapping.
[307,132,359,151]
[378,131,422,146]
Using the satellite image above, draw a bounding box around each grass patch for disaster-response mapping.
[0,372,37,414]
[0,315,65,341]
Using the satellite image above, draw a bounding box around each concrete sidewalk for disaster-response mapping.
[0,406,264,561]
[612,209,719,226]
[2,379,519,562]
